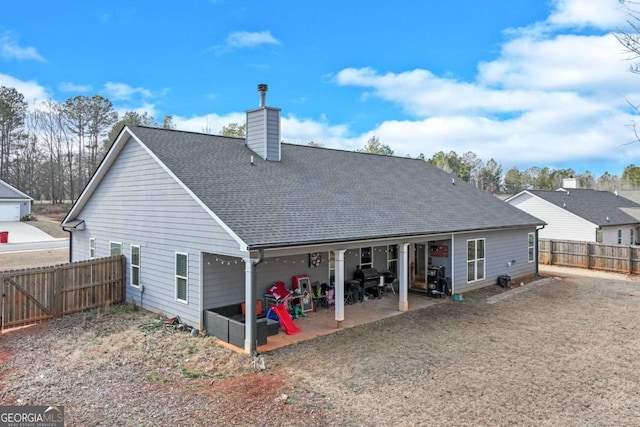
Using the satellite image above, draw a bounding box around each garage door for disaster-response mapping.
[0,203,20,221]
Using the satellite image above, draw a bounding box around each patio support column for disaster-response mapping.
[399,243,409,312]
[243,257,258,354]
[334,249,346,328]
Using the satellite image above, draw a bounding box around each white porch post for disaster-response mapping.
[399,243,409,312]
[334,249,346,328]
[243,257,258,354]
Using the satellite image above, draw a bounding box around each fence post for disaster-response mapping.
[54,267,64,317]
[629,246,633,275]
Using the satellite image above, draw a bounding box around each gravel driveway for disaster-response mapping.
[1,268,639,426]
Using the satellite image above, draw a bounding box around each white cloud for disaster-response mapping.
[330,1,640,175]
[281,114,352,148]
[59,82,92,93]
[226,31,280,48]
[0,33,44,61]
[547,0,627,29]
[103,82,152,100]
[174,112,246,134]
[212,31,280,54]
[0,73,49,104]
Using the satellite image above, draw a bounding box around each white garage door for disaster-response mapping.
[0,203,20,221]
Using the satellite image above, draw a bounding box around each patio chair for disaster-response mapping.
[384,278,398,295]
[312,281,328,310]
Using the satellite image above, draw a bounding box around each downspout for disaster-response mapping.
[61,227,72,263]
[535,225,545,276]
[246,249,264,356]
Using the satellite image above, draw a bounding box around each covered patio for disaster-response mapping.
[253,291,444,352]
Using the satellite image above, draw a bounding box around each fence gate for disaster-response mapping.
[1,270,55,328]
[1,255,125,330]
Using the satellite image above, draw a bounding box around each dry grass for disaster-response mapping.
[2,270,640,426]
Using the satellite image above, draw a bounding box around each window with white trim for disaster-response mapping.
[130,245,140,288]
[631,229,635,245]
[467,238,485,282]
[618,229,622,244]
[328,251,335,286]
[596,230,603,243]
[387,244,398,275]
[528,233,535,263]
[110,241,122,256]
[89,238,95,259]
[360,247,372,269]
[175,252,188,302]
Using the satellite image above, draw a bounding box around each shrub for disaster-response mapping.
[20,213,35,222]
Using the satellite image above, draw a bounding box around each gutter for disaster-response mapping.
[535,224,546,276]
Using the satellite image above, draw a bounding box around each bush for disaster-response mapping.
[20,213,35,222]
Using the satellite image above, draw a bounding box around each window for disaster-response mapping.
[89,238,95,259]
[467,239,485,282]
[360,247,372,269]
[528,233,535,263]
[596,230,603,243]
[130,245,140,288]
[631,229,635,245]
[110,241,122,256]
[328,251,335,286]
[175,252,188,302]
[618,229,622,245]
[387,244,398,275]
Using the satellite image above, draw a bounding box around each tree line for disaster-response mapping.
[354,136,640,194]
[0,86,176,204]
[0,85,637,206]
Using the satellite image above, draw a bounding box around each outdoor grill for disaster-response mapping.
[354,267,381,300]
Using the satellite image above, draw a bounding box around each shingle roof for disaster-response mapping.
[0,179,31,200]
[130,126,543,249]
[529,189,640,226]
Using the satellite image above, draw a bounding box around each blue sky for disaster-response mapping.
[1,0,639,177]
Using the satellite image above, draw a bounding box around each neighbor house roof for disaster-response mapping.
[527,189,640,227]
[66,126,544,249]
[0,179,32,200]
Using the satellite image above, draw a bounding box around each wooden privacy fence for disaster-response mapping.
[1,255,125,329]
[539,239,640,274]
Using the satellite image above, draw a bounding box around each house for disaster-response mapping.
[0,179,32,221]
[506,182,640,245]
[62,85,544,353]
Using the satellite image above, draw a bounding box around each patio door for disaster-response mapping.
[412,244,427,290]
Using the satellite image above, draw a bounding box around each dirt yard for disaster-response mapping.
[1,267,639,426]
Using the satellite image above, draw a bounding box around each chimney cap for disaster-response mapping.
[257,83,268,107]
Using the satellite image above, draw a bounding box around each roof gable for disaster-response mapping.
[528,189,640,226]
[0,179,32,200]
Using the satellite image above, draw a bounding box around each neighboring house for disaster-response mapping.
[62,85,544,353]
[0,179,32,221]
[506,186,640,245]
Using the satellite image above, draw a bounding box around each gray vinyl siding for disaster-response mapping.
[20,201,30,217]
[452,228,537,293]
[246,107,280,161]
[70,137,243,326]
[264,108,280,161]
[202,253,245,309]
[602,225,636,245]
[508,192,596,242]
[246,110,265,159]
[203,252,339,310]
[202,247,393,311]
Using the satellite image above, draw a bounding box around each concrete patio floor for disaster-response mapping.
[256,290,444,352]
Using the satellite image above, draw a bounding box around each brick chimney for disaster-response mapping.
[246,84,281,161]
